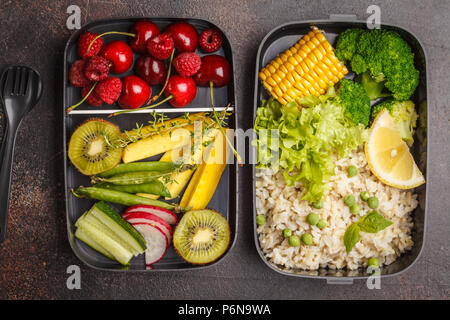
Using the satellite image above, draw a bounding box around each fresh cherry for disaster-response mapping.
[136,55,167,85]
[166,21,198,52]
[194,54,231,87]
[118,75,151,109]
[164,75,197,107]
[129,20,160,53]
[100,40,134,74]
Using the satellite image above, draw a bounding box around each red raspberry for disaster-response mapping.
[78,31,103,59]
[95,77,122,104]
[82,85,103,106]
[147,33,174,60]
[69,60,92,87]
[173,52,201,77]
[84,56,110,82]
[199,29,223,53]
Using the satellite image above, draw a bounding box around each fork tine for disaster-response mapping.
[13,67,21,95]
[26,68,35,95]
[19,67,28,95]
[2,68,14,96]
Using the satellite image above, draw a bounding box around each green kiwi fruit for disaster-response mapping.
[68,118,123,176]
[173,209,230,264]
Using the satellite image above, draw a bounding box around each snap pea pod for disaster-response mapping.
[73,187,182,212]
[92,171,169,185]
[95,180,171,198]
[98,161,180,178]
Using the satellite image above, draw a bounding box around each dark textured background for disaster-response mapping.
[0,0,448,300]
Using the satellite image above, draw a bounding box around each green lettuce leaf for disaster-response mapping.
[254,95,368,203]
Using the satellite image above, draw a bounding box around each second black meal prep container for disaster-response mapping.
[252,19,428,283]
[63,17,238,271]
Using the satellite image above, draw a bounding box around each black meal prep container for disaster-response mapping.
[63,17,237,271]
[252,18,428,283]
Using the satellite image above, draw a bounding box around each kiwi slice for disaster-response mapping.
[68,118,123,176]
[173,209,230,264]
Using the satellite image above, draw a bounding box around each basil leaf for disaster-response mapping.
[358,211,393,233]
[344,223,360,253]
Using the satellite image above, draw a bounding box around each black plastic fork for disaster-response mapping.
[0,66,42,242]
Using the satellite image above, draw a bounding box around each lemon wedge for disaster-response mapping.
[365,109,425,189]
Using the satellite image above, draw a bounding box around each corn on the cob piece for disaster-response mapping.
[259,26,348,105]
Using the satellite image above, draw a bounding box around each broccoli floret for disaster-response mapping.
[335,28,419,100]
[335,79,371,127]
[371,99,418,146]
[335,28,365,61]
[355,70,390,100]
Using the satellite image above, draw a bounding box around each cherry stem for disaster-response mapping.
[108,95,174,117]
[147,48,176,104]
[209,81,243,165]
[66,82,97,113]
[86,31,136,55]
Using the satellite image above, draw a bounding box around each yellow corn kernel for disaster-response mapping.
[272,73,282,83]
[259,72,266,81]
[278,81,288,93]
[285,72,295,85]
[280,97,288,104]
[258,26,348,104]
[288,56,299,66]
[291,70,301,82]
[266,76,277,87]
[273,85,283,97]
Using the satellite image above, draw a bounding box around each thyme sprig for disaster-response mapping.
[209,81,242,165]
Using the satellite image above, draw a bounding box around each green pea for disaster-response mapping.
[368,196,379,209]
[344,194,356,207]
[368,257,380,267]
[256,214,266,226]
[347,165,358,177]
[312,199,323,209]
[288,235,301,247]
[283,228,292,238]
[306,213,320,225]
[301,233,313,245]
[360,191,370,202]
[317,219,328,229]
[350,203,360,215]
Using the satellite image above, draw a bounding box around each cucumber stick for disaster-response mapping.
[89,202,146,254]
[74,202,147,265]
[82,212,139,256]
[76,218,133,266]
[75,228,115,260]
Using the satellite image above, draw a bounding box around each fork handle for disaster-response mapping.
[0,126,17,242]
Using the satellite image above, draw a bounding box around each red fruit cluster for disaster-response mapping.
[68,21,231,111]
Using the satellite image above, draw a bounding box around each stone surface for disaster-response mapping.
[0,0,448,299]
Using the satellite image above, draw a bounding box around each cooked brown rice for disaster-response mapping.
[255,148,417,271]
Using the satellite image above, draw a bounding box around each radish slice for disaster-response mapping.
[125,205,177,224]
[124,212,172,243]
[129,220,172,244]
[132,223,168,266]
